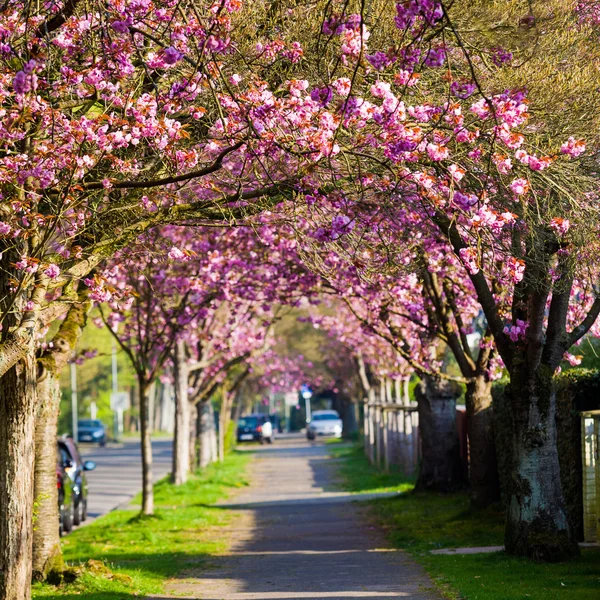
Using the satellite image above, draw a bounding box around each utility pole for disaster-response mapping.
[70,359,78,441]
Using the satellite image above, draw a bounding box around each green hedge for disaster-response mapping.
[492,369,600,541]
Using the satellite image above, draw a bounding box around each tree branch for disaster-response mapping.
[432,211,513,368]
[82,141,244,190]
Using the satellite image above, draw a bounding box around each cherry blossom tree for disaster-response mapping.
[0,1,337,593]
[297,0,600,558]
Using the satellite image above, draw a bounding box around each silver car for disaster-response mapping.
[306,410,343,440]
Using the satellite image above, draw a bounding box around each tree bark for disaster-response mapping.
[32,371,62,581]
[198,401,216,468]
[138,378,154,515]
[172,341,190,485]
[415,376,466,492]
[189,402,199,471]
[0,352,37,600]
[465,376,500,507]
[32,294,90,581]
[504,365,578,561]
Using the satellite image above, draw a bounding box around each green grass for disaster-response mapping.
[33,452,250,599]
[333,444,600,600]
[329,443,415,494]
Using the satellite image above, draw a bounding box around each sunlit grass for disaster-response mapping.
[329,443,415,494]
[33,452,250,599]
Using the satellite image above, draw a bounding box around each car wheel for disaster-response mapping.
[63,501,74,533]
[58,503,65,537]
[73,498,83,526]
[100,438,106,447]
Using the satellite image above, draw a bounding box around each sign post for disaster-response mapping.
[110,391,130,441]
[301,384,313,423]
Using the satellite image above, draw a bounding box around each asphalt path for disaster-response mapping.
[79,438,173,522]
[163,434,440,600]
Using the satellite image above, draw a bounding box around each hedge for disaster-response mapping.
[492,369,600,541]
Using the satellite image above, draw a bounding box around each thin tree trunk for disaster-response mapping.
[198,401,216,468]
[465,376,500,507]
[172,342,190,485]
[189,402,199,471]
[0,352,37,600]
[32,372,63,580]
[218,406,226,462]
[504,366,578,560]
[415,376,466,492]
[139,377,154,515]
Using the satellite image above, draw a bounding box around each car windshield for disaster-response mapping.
[239,417,259,428]
[79,420,102,428]
[312,414,339,421]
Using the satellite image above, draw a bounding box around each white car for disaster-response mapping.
[306,410,343,440]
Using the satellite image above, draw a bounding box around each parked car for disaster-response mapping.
[58,436,96,526]
[77,419,107,446]
[56,454,75,536]
[237,414,274,444]
[306,410,343,440]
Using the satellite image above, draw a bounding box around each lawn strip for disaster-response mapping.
[33,451,250,600]
[332,444,600,600]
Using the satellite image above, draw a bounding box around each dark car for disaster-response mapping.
[58,437,96,526]
[57,454,75,536]
[77,419,107,446]
[237,414,274,444]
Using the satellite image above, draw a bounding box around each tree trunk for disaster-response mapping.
[504,365,578,561]
[32,372,62,581]
[198,401,216,468]
[415,376,466,492]
[465,376,500,507]
[172,342,190,485]
[0,353,37,600]
[32,294,90,581]
[189,402,199,471]
[218,408,226,462]
[139,378,154,515]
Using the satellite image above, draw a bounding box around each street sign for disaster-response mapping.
[110,391,130,411]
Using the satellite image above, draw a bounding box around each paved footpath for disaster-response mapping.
[156,434,441,600]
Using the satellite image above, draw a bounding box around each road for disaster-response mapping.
[162,433,440,600]
[80,438,172,521]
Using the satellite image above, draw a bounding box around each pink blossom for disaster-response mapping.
[549,217,570,236]
[564,352,583,366]
[426,143,449,161]
[504,319,529,342]
[560,136,586,158]
[506,257,525,283]
[0,221,11,235]
[510,178,530,196]
[168,247,188,261]
[164,47,183,65]
[44,264,60,279]
[459,247,479,275]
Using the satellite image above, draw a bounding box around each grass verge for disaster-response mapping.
[329,442,415,494]
[333,444,600,600]
[33,451,250,599]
